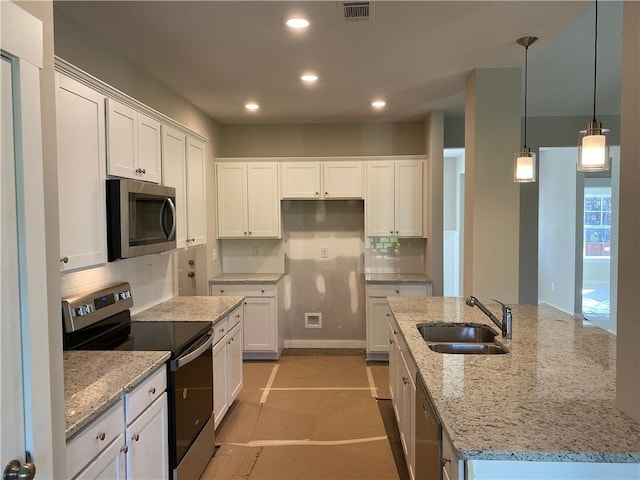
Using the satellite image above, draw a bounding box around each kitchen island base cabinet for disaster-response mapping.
[74,434,126,480]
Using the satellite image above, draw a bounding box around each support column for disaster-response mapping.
[464,68,521,303]
[616,1,640,422]
[425,111,444,295]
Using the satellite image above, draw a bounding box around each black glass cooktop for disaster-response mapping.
[116,321,211,357]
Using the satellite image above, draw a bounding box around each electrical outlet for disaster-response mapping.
[253,246,260,257]
[320,247,329,258]
[212,248,218,261]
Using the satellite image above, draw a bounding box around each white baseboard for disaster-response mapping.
[284,339,366,349]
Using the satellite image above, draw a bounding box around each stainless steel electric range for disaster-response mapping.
[62,282,215,480]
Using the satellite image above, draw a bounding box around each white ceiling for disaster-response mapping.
[53,1,623,125]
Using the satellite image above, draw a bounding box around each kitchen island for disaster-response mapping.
[388,297,640,479]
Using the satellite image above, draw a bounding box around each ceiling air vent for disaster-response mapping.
[340,1,374,22]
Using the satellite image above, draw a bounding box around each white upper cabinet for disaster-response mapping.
[56,73,107,272]
[185,138,206,247]
[162,127,206,249]
[106,98,161,183]
[366,160,423,237]
[217,162,280,239]
[280,161,363,199]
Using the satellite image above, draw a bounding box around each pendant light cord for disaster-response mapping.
[593,0,598,123]
[524,44,528,148]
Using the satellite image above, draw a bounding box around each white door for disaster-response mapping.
[395,160,423,237]
[162,126,187,248]
[243,298,276,351]
[216,163,248,238]
[227,321,243,403]
[323,161,363,199]
[106,98,138,179]
[2,2,57,476]
[185,138,206,246]
[247,163,280,238]
[280,162,320,199]
[136,113,162,183]
[366,162,395,236]
[367,298,391,353]
[126,394,169,480]
[212,338,228,428]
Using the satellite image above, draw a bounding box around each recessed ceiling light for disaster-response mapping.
[245,102,260,112]
[285,17,310,29]
[371,100,386,109]
[301,73,318,84]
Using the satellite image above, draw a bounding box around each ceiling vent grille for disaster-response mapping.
[340,2,373,22]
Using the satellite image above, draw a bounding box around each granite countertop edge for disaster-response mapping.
[364,273,432,284]
[132,296,244,323]
[209,273,284,284]
[65,351,170,440]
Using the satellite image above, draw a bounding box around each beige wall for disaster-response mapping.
[53,9,222,292]
[616,0,640,422]
[14,1,66,477]
[464,68,521,303]
[218,122,425,157]
[424,112,444,295]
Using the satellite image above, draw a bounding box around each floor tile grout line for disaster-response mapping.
[366,366,379,398]
[259,363,280,404]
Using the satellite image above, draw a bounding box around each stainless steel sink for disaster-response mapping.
[417,323,498,343]
[427,342,508,355]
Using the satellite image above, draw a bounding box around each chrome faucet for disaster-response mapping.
[465,296,512,339]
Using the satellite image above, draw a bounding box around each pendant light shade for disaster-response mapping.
[578,0,610,172]
[514,36,538,183]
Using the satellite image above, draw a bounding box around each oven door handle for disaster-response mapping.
[170,329,213,371]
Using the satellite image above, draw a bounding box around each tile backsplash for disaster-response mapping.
[364,237,426,273]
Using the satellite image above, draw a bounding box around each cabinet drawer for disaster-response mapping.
[125,366,166,424]
[67,400,125,479]
[227,305,244,329]
[367,284,428,298]
[213,317,228,346]
[211,283,276,298]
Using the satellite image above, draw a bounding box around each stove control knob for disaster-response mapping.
[119,290,131,300]
[75,306,86,316]
[84,304,94,314]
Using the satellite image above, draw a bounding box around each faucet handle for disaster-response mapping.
[491,298,509,311]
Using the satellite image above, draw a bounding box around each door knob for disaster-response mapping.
[188,260,195,266]
[3,452,36,480]
[187,272,195,278]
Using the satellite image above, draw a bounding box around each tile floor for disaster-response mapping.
[201,351,400,480]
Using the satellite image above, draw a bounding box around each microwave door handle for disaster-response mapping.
[170,331,213,371]
[165,198,177,240]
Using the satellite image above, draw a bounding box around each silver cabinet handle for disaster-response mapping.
[120,445,128,454]
[96,432,106,441]
[402,377,409,385]
[60,256,69,264]
[149,386,156,395]
[132,433,140,442]
[187,272,195,278]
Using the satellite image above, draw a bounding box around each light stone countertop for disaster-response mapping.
[209,273,284,284]
[364,273,432,284]
[387,296,640,463]
[64,351,169,440]
[132,295,244,322]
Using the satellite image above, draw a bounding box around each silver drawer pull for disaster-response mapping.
[132,433,140,442]
[120,445,128,454]
[149,386,156,395]
[96,432,106,441]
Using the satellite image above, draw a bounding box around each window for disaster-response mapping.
[584,188,611,258]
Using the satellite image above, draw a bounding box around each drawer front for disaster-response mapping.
[125,366,167,424]
[211,283,276,298]
[367,283,428,298]
[213,316,229,345]
[67,400,125,479]
[227,304,244,329]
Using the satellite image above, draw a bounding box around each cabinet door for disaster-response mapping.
[367,297,391,354]
[399,354,412,462]
[227,320,244,404]
[243,297,276,352]
[323,161,363,199]
[365,162,395,237]
[247,163,280,238]
[106,98,137,179]
[395,160,423,237]
[74,435,126,480]
[388,324,398,407]
[216,163,248,238]
[126,393,169,480]
[162,126,187,248]
[212,338,228,428]
[281,162,320,199]
[56,73,107,271]
[137,113,162,183]
[186,138,206,246]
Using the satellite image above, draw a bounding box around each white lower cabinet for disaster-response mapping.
[210,282,284,360]
[213,305,244,428]
[67,367,168,480]
[366,283,430,360]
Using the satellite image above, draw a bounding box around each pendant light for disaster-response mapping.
[578,0,610,172]
[514,36,538,183]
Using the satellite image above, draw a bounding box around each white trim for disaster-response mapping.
[215,155,427,163]
[54,57,208,143]
[284,339,366,349]
[0,2,43,68]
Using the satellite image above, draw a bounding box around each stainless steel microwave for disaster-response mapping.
[106,179,177,261]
